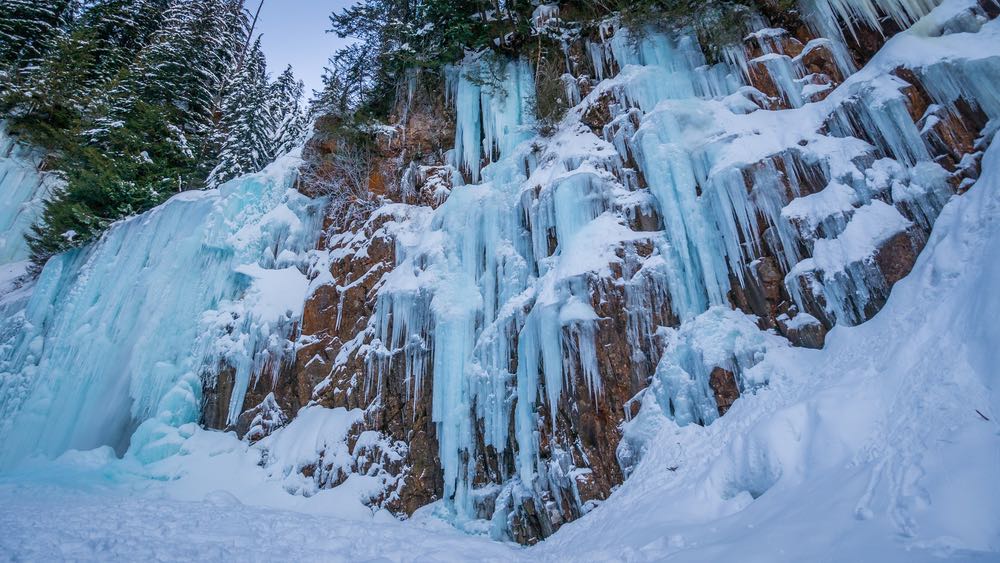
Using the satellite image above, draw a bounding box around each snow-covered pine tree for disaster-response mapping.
[5,0,172,134]
[75,0,172,94]
[98,0,248,157]
[326,0,506,116]
[24,0,252,264]
[0,0,78,74]
[206,38,275,188]
[6,29,95,133]
[309,64,351,118]
[269,65,307,158]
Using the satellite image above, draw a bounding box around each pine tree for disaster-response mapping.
[5,29,96,144]
[3,0,171,142]
[206,38,275,188]
[22,0,253,264]
[310,65,352,118]
[325,0,510,116]
[269,65,307,158]
[100,0,247,147]
[75,0,172,92]
[0,0,77,73]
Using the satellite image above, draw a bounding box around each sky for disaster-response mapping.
[254,0,355,97]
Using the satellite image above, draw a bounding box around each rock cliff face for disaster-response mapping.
[206,0,999,545]
[291,91,458,514]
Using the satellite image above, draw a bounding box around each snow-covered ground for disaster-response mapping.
[0,485,517,562]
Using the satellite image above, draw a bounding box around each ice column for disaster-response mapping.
[0,125,58,265]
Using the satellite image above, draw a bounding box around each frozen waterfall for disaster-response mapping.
[361,0,1000,534]
[0,153,324,468]
[0,125,59,266]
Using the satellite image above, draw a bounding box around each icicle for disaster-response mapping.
[449,59,536,183]
[588,41,609,81]
[918,58,1000,121]
[0,125,59,265]
[800,0,940,45]
[451,66,484,182]
[526,170,611,271]
[630,107,733,318]
[602,29,741,113]
[646,307,785,427]
[366,56,544,525]
[0,155,325,467]
[827,79,931,165]
[753,53,807,107]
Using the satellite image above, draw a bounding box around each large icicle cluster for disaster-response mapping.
[334,0,1000,541]
[0,154,324,468]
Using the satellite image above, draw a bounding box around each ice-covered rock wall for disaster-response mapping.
[0,0,995,550]
[294,0,1000,544]
[0,153,324,468]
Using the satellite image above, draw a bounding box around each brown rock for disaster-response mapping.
[506,245,677,542]
[893,67,932,123]
[293,93,452,514]
[627,203,662,232]
[874,226,925,287]
[709,367,741,416]
[746,59,789,110]
[201,353,301,439]
[200,366,235,431]
[980,0,1000,18]
[235,393,288,442]
[800,41,845,85]
[295,208,444,515]
[744,27,806,60]
[752,1,814,46]
[777,311,828,349]
[843,18,904,68]
[581,91,615,134]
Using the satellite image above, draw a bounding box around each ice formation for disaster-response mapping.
[360,0,1000,533]
[0,125,59,266]
[0,153,324,468]
[0,0,998,557]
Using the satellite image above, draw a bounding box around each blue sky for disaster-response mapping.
[254,0,355,96]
